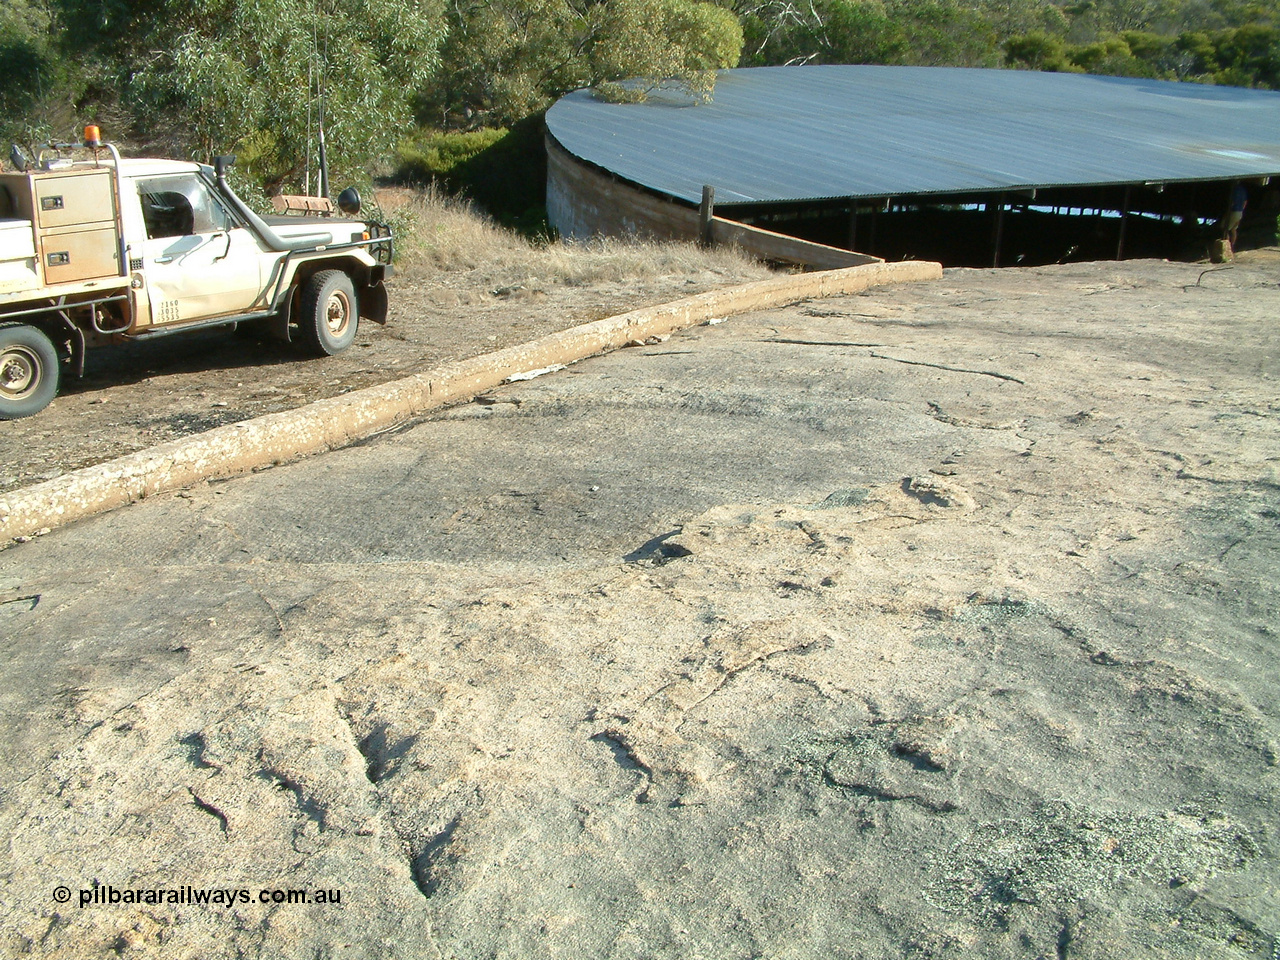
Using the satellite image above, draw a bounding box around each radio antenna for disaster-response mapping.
[317,34,330,200]
[305,36,314,196]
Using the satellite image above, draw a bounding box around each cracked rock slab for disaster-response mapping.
[1,259,1278,959]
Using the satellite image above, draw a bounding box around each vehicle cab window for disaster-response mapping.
[138,175,233,239]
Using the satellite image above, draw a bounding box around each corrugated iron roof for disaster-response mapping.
[545,65,1280,205]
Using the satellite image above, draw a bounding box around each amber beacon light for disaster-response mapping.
[83,125,102,147]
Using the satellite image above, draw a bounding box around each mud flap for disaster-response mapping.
[360,281,389,324]
[268,292,293,342]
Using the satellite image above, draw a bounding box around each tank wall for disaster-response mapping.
[546,135,699,242]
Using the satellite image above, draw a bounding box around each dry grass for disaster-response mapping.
[377,186,773,289]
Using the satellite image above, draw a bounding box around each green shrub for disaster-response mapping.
[395,128,510,179]
[393,117,548,236]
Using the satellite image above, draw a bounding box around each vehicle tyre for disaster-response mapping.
[298,270,358,356]
[0,323,59,420]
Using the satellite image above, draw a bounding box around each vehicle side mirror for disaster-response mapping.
[337,187,361,216]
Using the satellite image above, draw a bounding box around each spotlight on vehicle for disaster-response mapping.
[337,187,361,216]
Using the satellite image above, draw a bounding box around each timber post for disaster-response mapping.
[699,185,715,247]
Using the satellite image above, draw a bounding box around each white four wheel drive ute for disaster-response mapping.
[0,127,392,419]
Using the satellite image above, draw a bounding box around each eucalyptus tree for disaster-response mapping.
[737,0,1031,68]
[417,0,743,128]
[0,0,64,146]
[55,0,447,193]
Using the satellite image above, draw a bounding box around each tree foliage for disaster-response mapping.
[3,0,1280,200]
[1003,3,1280,87]
[50,0,446,192]
[416,0,742,127]
[593,0,744,102]
[0,0,68,146]
[737,0,1065,68]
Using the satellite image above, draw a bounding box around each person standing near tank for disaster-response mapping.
[1225,181,1247,250]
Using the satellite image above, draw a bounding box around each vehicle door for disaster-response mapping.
[136,173,267,325]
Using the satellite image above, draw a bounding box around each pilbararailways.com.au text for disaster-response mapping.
[56,884,342,909]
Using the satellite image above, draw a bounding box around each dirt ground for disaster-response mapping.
[0,253,1277,959]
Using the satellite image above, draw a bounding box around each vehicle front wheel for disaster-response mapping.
[0,323,59,420]
[298,270,358,356]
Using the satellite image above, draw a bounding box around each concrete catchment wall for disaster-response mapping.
[0,258,940,544]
